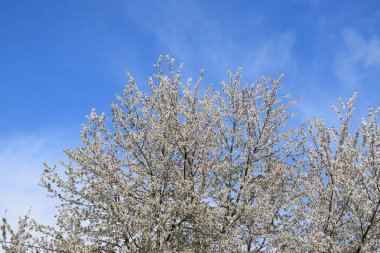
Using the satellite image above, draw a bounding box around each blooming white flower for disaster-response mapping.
[1,56,378,252]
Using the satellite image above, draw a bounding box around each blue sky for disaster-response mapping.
[1,0,380,225]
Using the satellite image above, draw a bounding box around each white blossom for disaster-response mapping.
[1,56,379,252]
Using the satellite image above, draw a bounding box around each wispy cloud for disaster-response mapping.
[239,32,295,78]
[335,28,380,88]
[123,0,294,81]
[0,130,77,227]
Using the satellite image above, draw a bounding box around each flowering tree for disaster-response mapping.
[1,56,379,252]
[293,94,380,252]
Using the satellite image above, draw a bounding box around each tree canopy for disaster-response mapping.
[1,56,379,252]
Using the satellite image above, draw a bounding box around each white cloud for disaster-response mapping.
[365,38,380,66]
[335,29,380,88]
[123,1,294,80]
[0,130,77,228]
[241,32,295,77]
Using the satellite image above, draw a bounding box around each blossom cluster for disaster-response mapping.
[1,56,379,252]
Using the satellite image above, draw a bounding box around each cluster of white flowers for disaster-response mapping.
[1,56,379,252]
